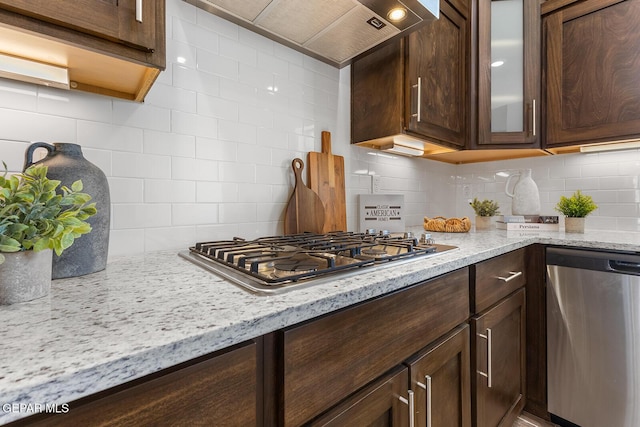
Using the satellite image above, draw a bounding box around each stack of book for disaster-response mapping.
[495,215,560,231]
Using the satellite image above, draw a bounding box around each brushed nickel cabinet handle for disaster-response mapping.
[136,0,143,22]
[415,375,432,427]
[411,77,422,122]
[532,99,536,137]
[398,390,415,427]
[496,271,522,282]
[477,329,493,387]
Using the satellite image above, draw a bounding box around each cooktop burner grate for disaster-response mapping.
[179,231,458,294]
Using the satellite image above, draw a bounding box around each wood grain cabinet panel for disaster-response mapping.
[544,0,640,147]
[473,248,526,313]
[15,342,258,427]
[281,268,470,426]
[472,288,526,427]
[0,0,165,101]
[406,324,472,427]
[308,366,411,427]
[0,0,159,52]
[406,0,469,148]
[351,0,470,150]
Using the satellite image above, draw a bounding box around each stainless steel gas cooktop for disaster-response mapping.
[179,231,458,294]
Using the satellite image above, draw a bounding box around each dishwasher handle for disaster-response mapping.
[609,260,640,275]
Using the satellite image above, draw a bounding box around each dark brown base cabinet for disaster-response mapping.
[270,268,471,426]
[471,249,527,427]
[10,342,258,427]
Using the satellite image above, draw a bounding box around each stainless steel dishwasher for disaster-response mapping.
[546,247,640,427]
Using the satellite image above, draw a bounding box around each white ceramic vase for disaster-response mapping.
[0,249,52,305]
[505,169,540,215]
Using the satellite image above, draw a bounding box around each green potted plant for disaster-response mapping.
[470,198,500,230]
[0,163,97,304]
[555,190,597,233]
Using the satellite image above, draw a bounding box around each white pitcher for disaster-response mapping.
[505,169,540,215]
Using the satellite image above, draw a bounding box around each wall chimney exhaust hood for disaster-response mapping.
[184,0,439,68]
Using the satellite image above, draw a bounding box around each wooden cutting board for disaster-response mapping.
[284,158,325,235]
[307,131,347,232]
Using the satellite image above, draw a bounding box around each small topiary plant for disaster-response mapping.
[555,190,598,218]
[0,163,97,265]
[469,198,500,217]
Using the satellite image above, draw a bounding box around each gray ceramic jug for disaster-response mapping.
[24,143,110,279]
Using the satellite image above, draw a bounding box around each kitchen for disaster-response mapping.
[0,0,639,426]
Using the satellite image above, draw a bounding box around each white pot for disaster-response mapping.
[0,249,52,305]
[475,216,493,231]
[564,217,585,233]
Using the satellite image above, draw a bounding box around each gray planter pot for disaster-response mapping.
[0,249,52,305]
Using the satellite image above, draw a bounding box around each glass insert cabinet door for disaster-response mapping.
[478,0,539,145]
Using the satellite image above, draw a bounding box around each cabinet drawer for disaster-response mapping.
[474,249,526,313]
[282,268,470,426]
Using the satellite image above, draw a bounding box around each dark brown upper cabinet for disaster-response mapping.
[0,0,165,101]
[0,0,160,52]
[476,0,540,147]
[543,0,640,149]
[405,0,470,149]
[351,0,471,154]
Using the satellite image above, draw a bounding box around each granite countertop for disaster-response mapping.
[1,228,639,424]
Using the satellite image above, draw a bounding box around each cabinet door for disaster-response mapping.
[477,0,540,146]
[21,342,258,427]
[472,289,526,427]
[308,366,410,427]
[0,0,159,51]
[406,0,469,148]
[281,268,470,426]
[544,0,640,147]
[407,324,471,427]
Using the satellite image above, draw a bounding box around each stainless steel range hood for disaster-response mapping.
[184,0,438,68]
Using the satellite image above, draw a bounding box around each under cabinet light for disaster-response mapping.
[0,53,69,90]
[380,142,425,157]
[579,139,640,153]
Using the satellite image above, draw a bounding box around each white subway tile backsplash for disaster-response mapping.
[600,176,639,190]
[144,130,195,157]
[219,203,257,223]
[0,80,37,111]
[145,179,196,203]
[219,161,256,183]
[197,93,239,120]
[108,178,144,203]
[196,181,239,203]
[196,8,238,40]
[196,136,237,162]
[37,88,111,122]
[171,110,218,138]
[109,229,145,257]
[197,49,239,80]
[112,203,172,229]
[172,203,218,225]
[173,64,220,97]
[113,101,171,132]
[218,119,257,144]
[145,82,197,113]
[0,108,76,142]
[78,121,143,152]
[0,140,29,171]
[172,16,219,54]
[220,36,258,67]
[144,226,197,252]
[112,152,171,179]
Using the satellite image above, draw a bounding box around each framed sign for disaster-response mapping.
[359,194,405,232]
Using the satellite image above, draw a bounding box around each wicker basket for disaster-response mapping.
[423,216,471,233]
